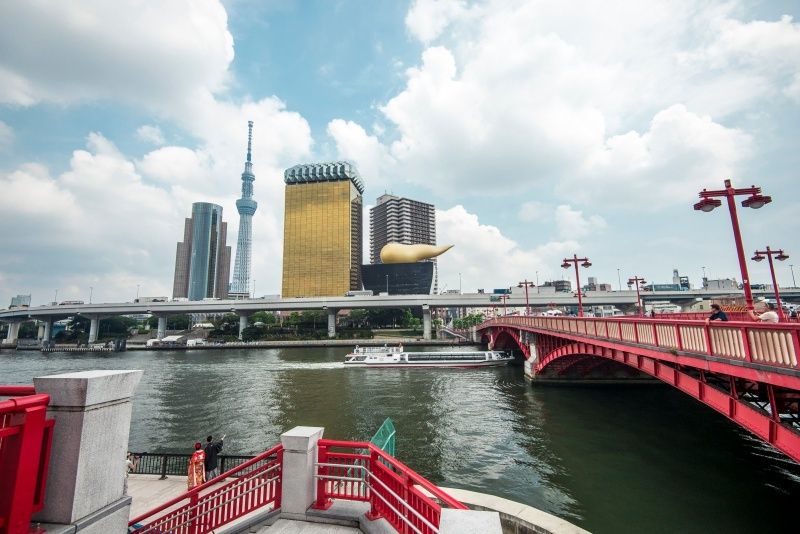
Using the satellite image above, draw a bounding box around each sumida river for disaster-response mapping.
[3,347,799,533]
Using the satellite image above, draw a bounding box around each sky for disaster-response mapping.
[0,0,799,306]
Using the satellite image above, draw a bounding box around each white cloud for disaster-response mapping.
[436,205,579,291]
[327,119,394,191]
[554,205,607,240]
[405,0,473,43]
[518,201,550,222]
[0,0,233,108]
[0,120,12,149]
[136,125,166,146]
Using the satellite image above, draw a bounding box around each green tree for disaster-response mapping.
[251,311,277,326]
[147,314,192,330]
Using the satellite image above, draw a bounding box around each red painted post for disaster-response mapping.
[188,492,200,534]
[314,443,332,510]
[365,448,382,521]
[741,326,753,363]
[724,186,755,311]
[703,323,713,355]
[274,448,283,509]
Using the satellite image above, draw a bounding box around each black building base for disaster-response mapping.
[361,262,434,295]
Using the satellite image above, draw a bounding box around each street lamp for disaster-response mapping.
[136,284,140,301]
[535,271,539,293]
[694,179,772,311]
[752,246,790,321]
[517,280,534,315]
[561,254,591,317]
[499,293,510,316]
[628,276,647,316]
[89,286,93,304]
[617,268,621,291]
[790,264,797,288]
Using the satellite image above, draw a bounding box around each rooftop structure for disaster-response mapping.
[284,161,365,194]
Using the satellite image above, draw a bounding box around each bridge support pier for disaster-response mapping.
[88,316,100,344]
[157,315,167,340]
[4,322,20,343]
[42,317,53,344]
[327,309,337,338]
[239,313,248,340]
[37,322,45,339]
[422,305,431,340]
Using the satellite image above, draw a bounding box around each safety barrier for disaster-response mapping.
[484,316,800,369]
[129,452,261,479]
[315,439,468,534]
[128,444,282,534]
[0,386,54,534]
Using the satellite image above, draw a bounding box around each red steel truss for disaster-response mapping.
[479,316,800,463]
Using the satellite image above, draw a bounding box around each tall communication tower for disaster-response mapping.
[230,121,257,297]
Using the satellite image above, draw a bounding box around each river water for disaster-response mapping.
[2,347,798,533]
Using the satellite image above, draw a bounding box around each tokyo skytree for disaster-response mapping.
[230,121,257,296]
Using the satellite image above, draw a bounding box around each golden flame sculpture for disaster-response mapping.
[379,243,454,264]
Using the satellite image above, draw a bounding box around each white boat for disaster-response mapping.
[344,345,513,368]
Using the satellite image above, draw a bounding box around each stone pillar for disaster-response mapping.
[327,309,336,338]
[88,316,100,343]
[280,426,325,520]
[43,317,53,343]
[37,322,45,340]
[422,305,432,340]
[239,313,248,340]
[33,370,143,534]
[157,315,167,340]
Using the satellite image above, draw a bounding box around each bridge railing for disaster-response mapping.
[484,316,800,369]
[130,452,262,479]
[128,444,283,534]
[0,386,55,534]
[315,439,467,534]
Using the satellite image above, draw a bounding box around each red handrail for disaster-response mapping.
[0,386,54,534]
[128,444,283,533]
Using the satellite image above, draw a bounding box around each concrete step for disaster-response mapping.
[258,519,360,533]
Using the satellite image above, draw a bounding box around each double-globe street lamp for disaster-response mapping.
[518,279,535,315]
[499,293,510,316]
[694,179,772,311]
[627,276,647,316]
[561,255,591,317]
[752,246,790,321]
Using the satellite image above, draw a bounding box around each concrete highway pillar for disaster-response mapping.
[33,370,142,533]
[157,315,167,340]
[327,309,337,338]
[280,426,325,519]
[37,322,45,340]
[43,317,53,343]
[5,322,21,343]
[88,316,100,344]
[422,305,432,340]
[239,313,248,340]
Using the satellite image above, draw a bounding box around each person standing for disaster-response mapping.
[705,304,729,324]
[749,302,779,323]
[187,442,206,489]
[204,434,225,481]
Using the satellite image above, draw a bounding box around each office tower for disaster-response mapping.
[172,202,231,300]
[230,121,257,298]
[369,194,436,264]
[281,161,364,297]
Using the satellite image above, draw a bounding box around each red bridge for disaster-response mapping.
[478,316,800,463]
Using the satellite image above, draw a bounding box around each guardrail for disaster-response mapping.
[315,439,468,534]
[130,452,261,479]
[0,386,55,534]
[128,445,282,534]
[484,316,800,369]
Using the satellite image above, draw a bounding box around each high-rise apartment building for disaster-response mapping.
[173,202,231,300]
[369,194,436,264]
[281,162,364,297]
[230,121,257,298]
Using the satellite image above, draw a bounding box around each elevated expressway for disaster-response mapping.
[478,315,800,463]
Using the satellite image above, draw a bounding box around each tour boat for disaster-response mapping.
[344,345,513,368]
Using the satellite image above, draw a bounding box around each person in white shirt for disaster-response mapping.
[749,302,779,323]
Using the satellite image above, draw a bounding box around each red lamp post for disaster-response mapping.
[499,293,510,316]
[517,280,534,315]
[694,179,772,311]
[561,254,592,317]
[627,276,647,316]
[752,246,789,321]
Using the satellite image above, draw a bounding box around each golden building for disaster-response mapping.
[282,162,364,297]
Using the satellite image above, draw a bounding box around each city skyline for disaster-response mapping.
[0,1,798,305]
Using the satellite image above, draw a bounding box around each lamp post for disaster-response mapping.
[561,254,591,317]
[499,293,509,316]
[54,289,58,304]
[790,264,797,288]
[89,286,93,304]
[535,271,539,293]
[518,280,534,315]
[628,276,647,316]
[459,272,462,294]
[752,246,789,321]
[136,284,140,301]
[617,268,621,291]
[694,179,772,311]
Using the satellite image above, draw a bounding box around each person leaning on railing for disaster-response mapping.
[705,304,729,324]
[748,302,779,323]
